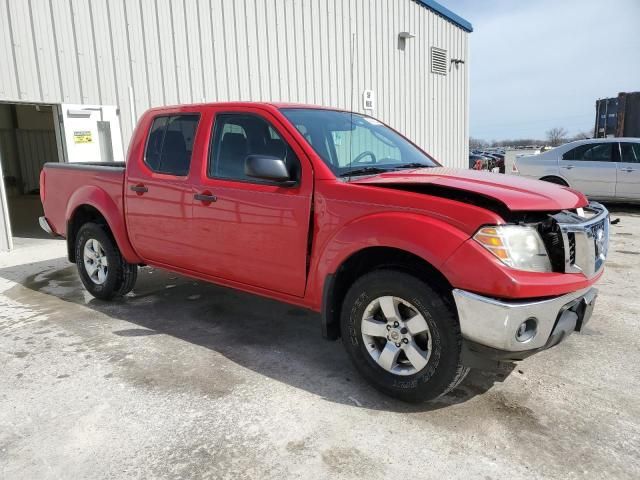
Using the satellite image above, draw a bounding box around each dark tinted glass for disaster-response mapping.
[144,114,199,176]
[145,117,168,171]
[583,143,612,161]
[563,143,612,161]
[209,114,300,183]
[620,143,640,163]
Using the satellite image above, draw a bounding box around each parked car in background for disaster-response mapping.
[469,152,505,173]
[484,152,505,173]
[512,138,640,202]
[469,153,486,169]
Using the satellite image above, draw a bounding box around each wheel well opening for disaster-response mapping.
[322,247,453,340]
[67,205,109,262]
[540,175,569,186]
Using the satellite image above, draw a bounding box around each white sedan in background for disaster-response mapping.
[512,138,640,202]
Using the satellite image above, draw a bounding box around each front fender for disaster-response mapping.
[66,185,141,264]
[308,212,470,308]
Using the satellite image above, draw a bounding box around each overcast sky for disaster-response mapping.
[445,0,640,141]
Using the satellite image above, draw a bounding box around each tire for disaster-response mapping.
[75,222,138,300]
[116,261,138,296]
[540,176,569,187]
[340,270,468,403]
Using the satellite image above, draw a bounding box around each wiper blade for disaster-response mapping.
[339,166,391,177]
[394,162,431,169]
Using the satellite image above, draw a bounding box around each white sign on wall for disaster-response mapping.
[363,90,375,111]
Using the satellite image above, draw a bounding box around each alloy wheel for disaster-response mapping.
[83,238,109,285]
[360,296,432,376]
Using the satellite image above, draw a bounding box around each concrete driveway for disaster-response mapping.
[1,206,639,479]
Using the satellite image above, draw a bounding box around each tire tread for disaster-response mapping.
[75,222,137,300]
[340,269,468,402]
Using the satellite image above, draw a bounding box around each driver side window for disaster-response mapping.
[209,113,301,183]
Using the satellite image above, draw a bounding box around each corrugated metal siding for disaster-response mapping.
[0,0,469,166]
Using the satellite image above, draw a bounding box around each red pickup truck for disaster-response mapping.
[40,102,609,402]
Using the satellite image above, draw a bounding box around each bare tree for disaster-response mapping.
[495,138,541,148]
[546,127,568,147]
[568,130,592,142]
[469,137,488,150]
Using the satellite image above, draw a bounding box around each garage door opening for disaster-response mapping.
[0,103,124,251]
[0,103,63,249]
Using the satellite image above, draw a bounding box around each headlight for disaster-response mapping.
[474,225,552,272]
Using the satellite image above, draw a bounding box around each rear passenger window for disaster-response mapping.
[145,117,168,170]
[583,143,612,162]
[144,114,199,176]
[562,143,612,162]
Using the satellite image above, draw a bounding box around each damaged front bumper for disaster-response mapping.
[453,287,598,368]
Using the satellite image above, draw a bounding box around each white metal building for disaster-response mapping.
[0,0,472,251]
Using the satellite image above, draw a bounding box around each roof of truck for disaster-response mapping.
[271,102,350,110]
[145,102,352,113]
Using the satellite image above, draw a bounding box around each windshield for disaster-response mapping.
[280,108,439,176]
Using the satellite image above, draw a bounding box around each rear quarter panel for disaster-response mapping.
[41,165,140,263]
[516,152,561,180]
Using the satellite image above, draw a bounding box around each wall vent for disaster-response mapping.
[431,47,448,75]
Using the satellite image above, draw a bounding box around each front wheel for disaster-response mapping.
[75,222,137,300]
[340,270,468,402]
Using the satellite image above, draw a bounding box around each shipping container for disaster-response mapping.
[594,91,640,138]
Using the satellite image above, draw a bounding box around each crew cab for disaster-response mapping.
[40,102,609,402]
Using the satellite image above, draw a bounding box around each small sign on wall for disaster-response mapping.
[363,90,375,111]
[73,130,93,144]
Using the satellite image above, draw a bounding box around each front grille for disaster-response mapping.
[586,218,608,272]
[538,220,566,272]
[553,202,610,277]
[568,233,576,264]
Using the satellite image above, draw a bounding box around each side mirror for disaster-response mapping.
[244,155,295,185]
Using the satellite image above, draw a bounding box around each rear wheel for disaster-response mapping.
[340,270,468,403]
[75,222,137,300]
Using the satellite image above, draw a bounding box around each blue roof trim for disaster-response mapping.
[416,0,473,32]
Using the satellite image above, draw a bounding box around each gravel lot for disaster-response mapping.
[1,205,639,479]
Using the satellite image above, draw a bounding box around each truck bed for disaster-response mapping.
[44,161,126,171]
[40,162,126,237]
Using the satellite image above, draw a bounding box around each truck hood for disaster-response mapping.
[350,167,588,212]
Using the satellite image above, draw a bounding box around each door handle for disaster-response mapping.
[621,168,635,173]
[130,184,148,193]
[561,165,574,170]
[194,192,217,203]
